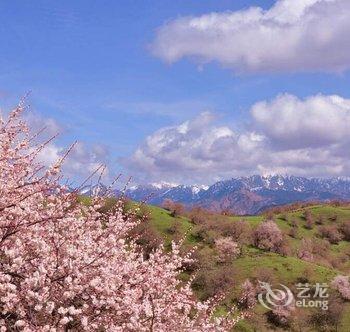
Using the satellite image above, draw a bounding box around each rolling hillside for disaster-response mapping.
[143,202,350,331]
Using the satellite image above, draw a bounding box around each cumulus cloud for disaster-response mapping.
[151,0,350,73]
[123,93,350,183]
[123,111,267,183]
[251,94,350,148]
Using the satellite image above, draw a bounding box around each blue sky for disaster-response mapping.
[1,0,350,184]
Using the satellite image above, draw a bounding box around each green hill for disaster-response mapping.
[146,203,350,332]
[82,196,350,331]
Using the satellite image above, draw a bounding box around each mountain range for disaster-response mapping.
[79,175,350,215]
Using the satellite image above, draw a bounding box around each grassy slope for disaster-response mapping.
[147,205,192,244]
[147,204,350,331]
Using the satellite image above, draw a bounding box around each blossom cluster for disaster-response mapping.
[253,220,283,253]
[0,105,242,331]
[331,275,350,300]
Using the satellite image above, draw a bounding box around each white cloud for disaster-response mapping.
[123,112,267,183]
[251,93,350,148]
[151,0,350,73]
[124,93,350,183]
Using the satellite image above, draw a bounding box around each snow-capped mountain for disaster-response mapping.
[78,175,350,215]
[193,175,350,214]
[124,183,209,204]
[126,175,350,215]
[78,183,109,197]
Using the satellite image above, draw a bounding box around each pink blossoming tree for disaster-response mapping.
[214,237,240,263]
[331,275,350,300]
[253,220,283,253]
[238,280,256,309]
[0,105,243,331]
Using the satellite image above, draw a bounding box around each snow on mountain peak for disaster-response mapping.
[150,181,179,189]
[191,185,209,194]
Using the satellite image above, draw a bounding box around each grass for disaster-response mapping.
[147,205,193,246]
[233,247,337,284]
[146,202,350,331]
[81,196,350,331]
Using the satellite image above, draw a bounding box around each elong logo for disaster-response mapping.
[257,281,294,310]
[257,281,329,311]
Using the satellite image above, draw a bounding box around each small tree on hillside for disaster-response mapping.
[162,198,184,217]
[253,220,283,253]
[297,239,314,262]
[340,220,350,241]
[214,237,240,263]
[308,297,343,332]
[331,275,350,300]
[238,279,257,309]
[167,219,183,241]
[268,302,295,328]
[318,225,343,244]
[226,219,252,244]
[188,206,208,225]
[303,210,314,229]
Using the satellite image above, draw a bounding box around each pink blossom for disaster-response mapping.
[0,105,245,330]
[331,275,350,300]
[253,220,283,253]
[215,237,240,262]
